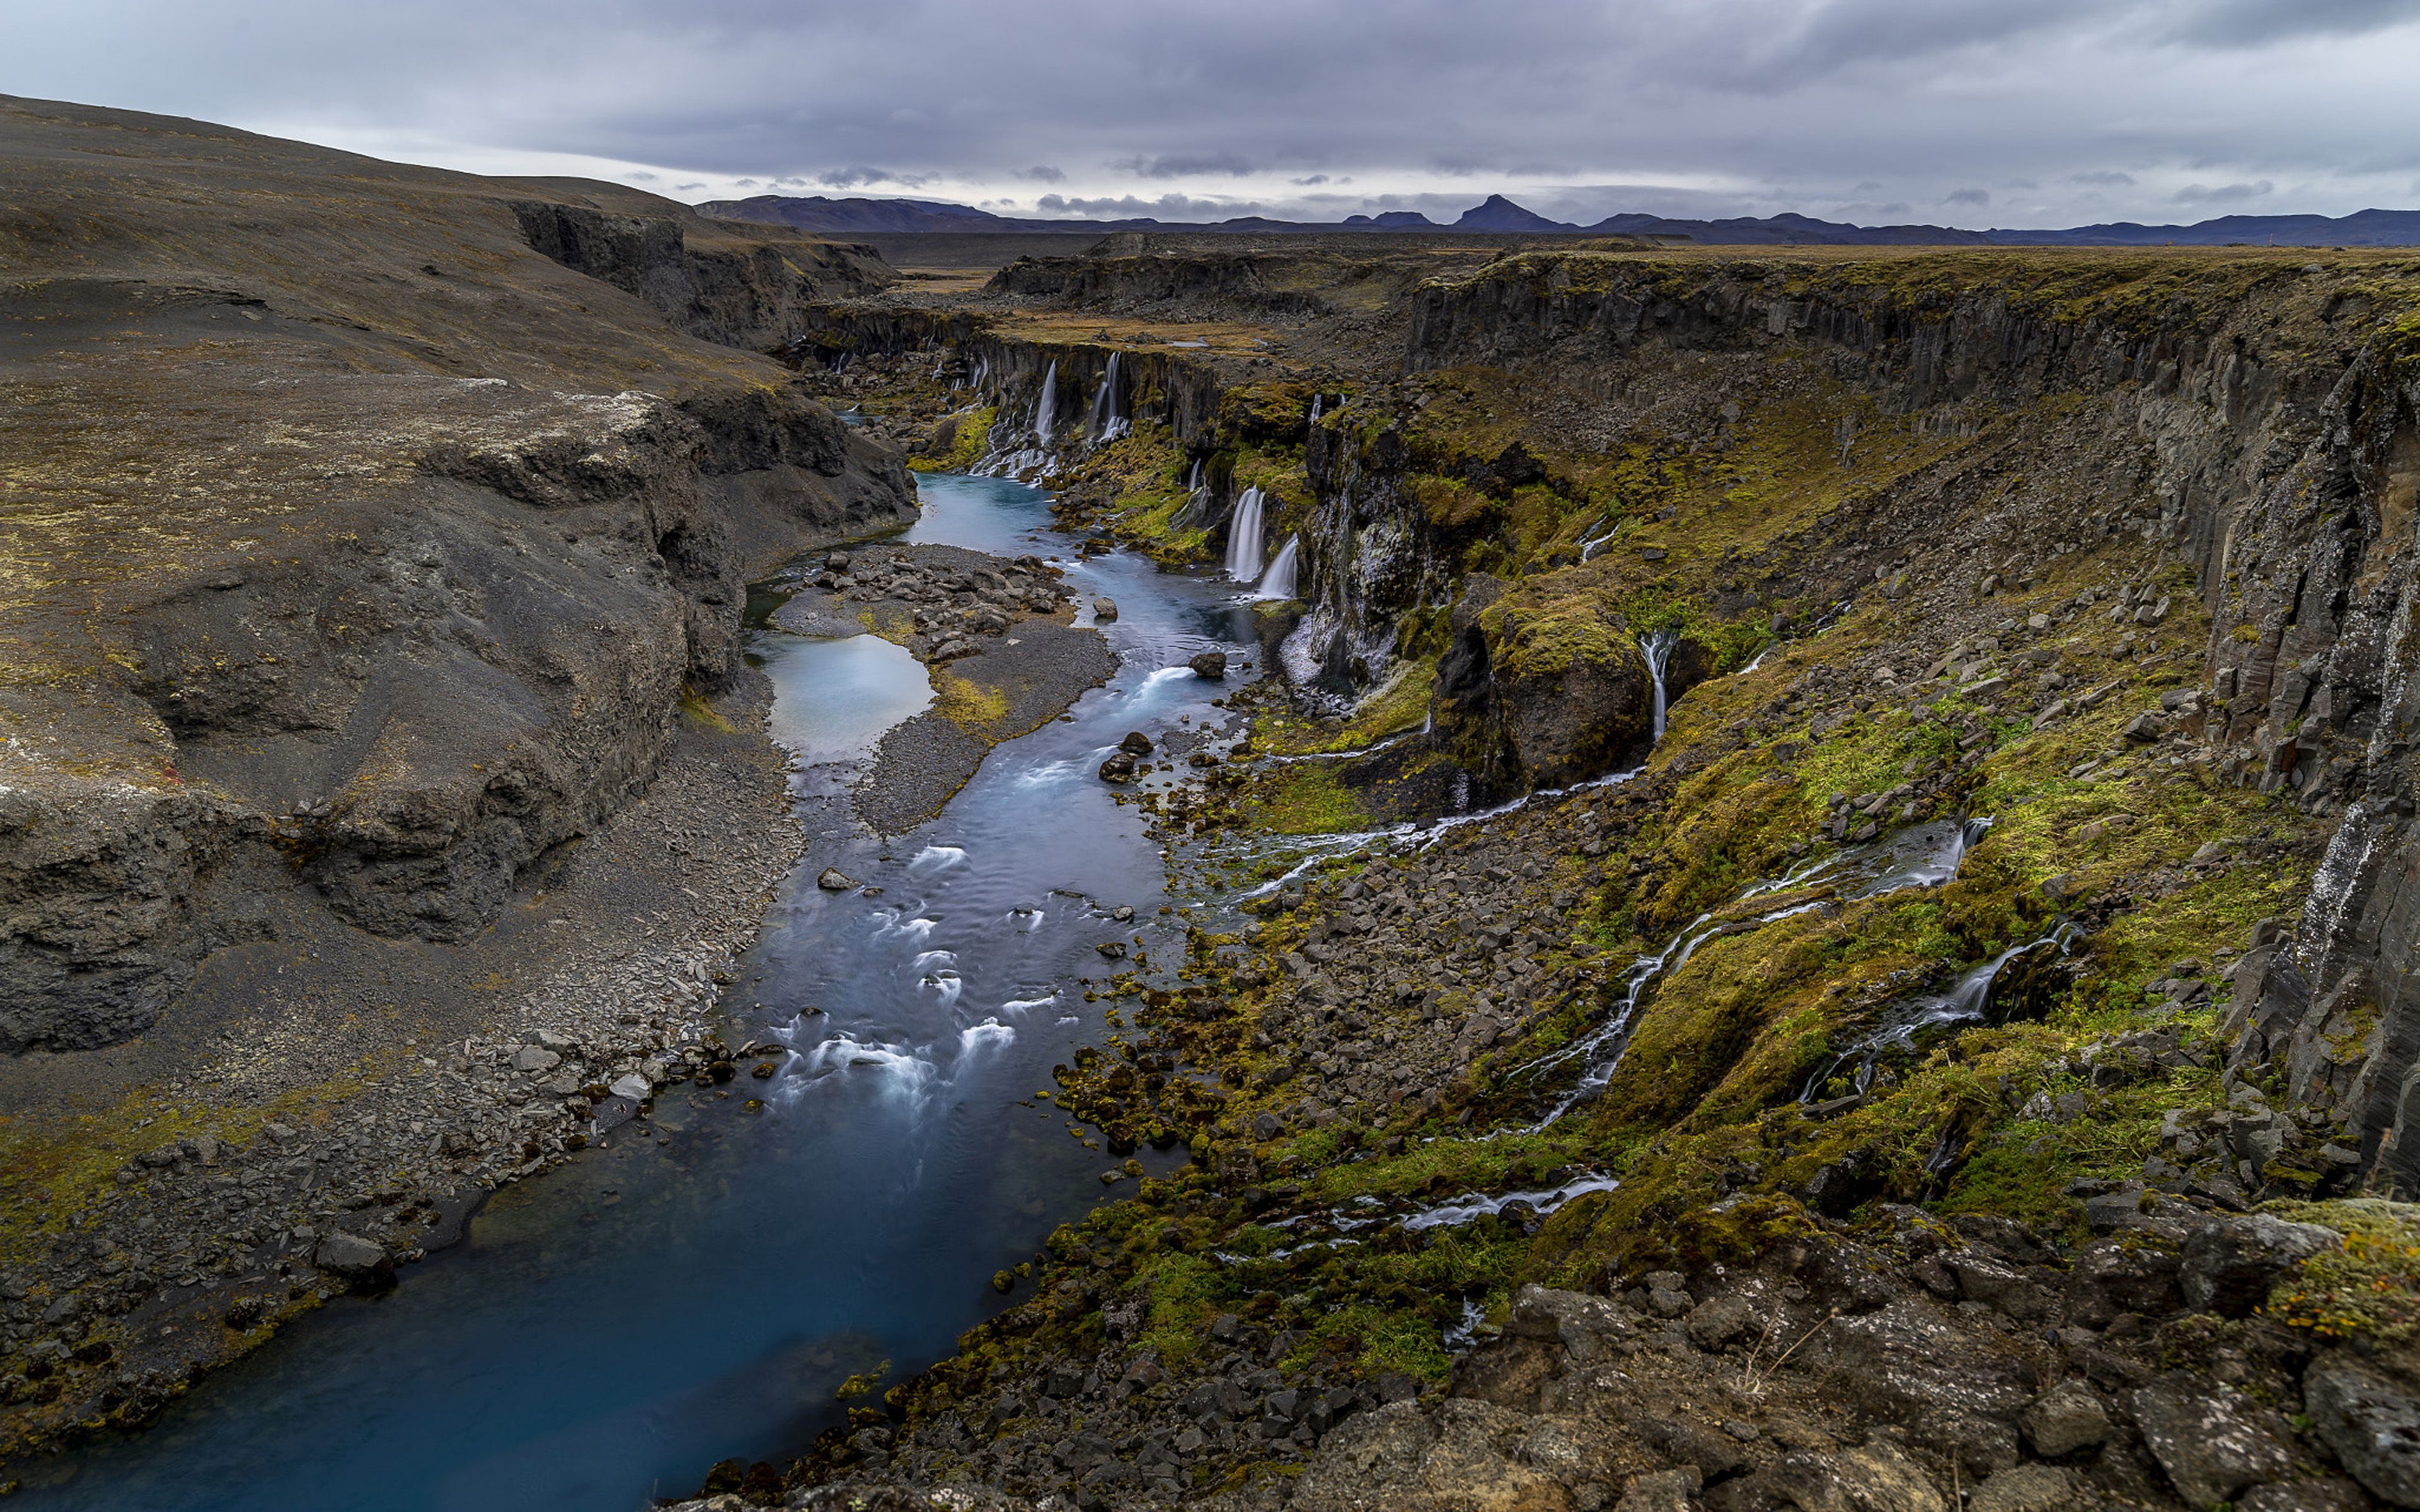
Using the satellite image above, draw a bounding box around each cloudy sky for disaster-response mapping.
[8,0,2414,227]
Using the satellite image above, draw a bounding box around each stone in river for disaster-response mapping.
[1119,731,1153,755]
[610,1072,653,1101]
[1189,650,1228,679]
[817,868,856,890]
[1098,752,1137,782]
[1093,596,1119,621]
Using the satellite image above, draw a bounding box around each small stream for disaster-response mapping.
[20,474,1263,1511]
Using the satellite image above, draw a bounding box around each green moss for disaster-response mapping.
[2262,1199,2420,1344]
[908,405,994,472]
[1238,762,1370,835]
[1256,661,1437,756]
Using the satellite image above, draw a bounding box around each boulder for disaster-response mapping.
[816,868,856,891]
[1613,1467,1702,1512]
[1762,1443,1948,1512]
[1968,1463,2075,1512]
[2020,1379,2111,1457]
[2303,1351,2420,1508]
[313,1232,393,1288]
[2179,1212,2341,1315]
[1189,650,1228,679]
[1093,596,1119,621]
[1098,752,1138,783]
[2129,1375,2296,1506]
[1119,731,1154,755]
[2242,1479,2384,1512]
[2063,1237,2182,1326]
[1685,1294,1758,1349]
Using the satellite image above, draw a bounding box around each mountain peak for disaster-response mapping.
[1453,194,1570,232]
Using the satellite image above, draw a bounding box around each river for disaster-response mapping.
[18,472,1263,1511]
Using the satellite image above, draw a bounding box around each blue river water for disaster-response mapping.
[18,474,1265,1511]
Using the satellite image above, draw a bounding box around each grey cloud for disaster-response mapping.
[2173,179,2275,202]
[1115,153,1256,180]
[1944,187,1990,205]
[2165,0,2420,45]
[8,0,2419,229]
[817,164,936,190]
[1037,192,1272,219]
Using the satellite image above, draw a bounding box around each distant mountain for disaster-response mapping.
[698,193,2420,248]
[1456,194,1571,232]
[1983,208,2420,247]
[698,195,1027,234]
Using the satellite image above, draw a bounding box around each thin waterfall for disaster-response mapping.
[1257,536,1299,600]
[1087,352,1126,443]
[1799,923,2082,1101]
[1033,361,1057,449]
[1187,459,1202,493]
[1641,629,1676,741]
[1309,393,1323,425]
[1225,486,1267,581]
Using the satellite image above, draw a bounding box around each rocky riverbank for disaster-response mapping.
[0,94,914,1468]
[0,670,816,1462]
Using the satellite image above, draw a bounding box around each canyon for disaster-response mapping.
[3,95,2419,1512]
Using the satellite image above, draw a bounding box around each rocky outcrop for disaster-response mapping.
[0,96,914,1052]
[510,194,892,351]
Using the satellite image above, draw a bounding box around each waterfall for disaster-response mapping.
[1579,518,1620,562]
[1087,352,1127,444]
[1033,361,1057,449]
[1257,536,1299,600]
[1187,459,1202,494]
[1799,923,2082,1101]
[1309,393,1323,425]
[1640,629,1677,742]
[1224,486,1267,582]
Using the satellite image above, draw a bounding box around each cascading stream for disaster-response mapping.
[1798,921,2083,1102]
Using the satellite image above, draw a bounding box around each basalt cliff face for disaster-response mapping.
[0,95,914,1053]
[763,238,2420,1512]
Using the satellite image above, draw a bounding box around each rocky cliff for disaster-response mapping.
[764,241,2420,1512]
[0,95,914,1053]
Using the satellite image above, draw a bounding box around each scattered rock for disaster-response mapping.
[817,868,857,891]
[313,1232,393,1288]
[1969,1463,2074,1512]
[2303,1351,2420,1508]
[2179,1212,2341,1315]
[1189,650,1228,679]
[1093,596,1119,621]
[2020,1379,2111,1457]
[2128,1375,2296,1506]
[1685,1294,1757,1349]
